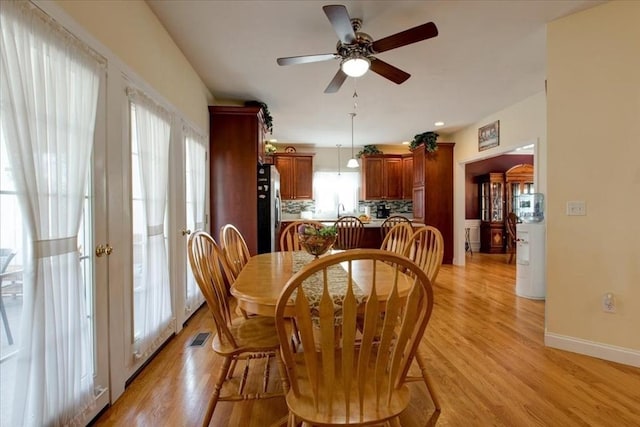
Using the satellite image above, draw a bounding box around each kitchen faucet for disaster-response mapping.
[337,203,345,218]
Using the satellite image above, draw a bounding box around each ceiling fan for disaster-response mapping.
[276,4,438,93]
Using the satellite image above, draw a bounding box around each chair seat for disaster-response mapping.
[212,315,281,355]
[286,351,411,426]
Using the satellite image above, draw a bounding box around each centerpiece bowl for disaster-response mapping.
[298,224,337,258]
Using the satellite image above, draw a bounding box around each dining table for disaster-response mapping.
[230,250,414,317]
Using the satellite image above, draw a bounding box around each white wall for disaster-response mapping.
[54,0,212,129]
[451,92,547,265]
[545,1,640,365]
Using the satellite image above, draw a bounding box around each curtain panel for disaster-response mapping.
[0,0,104,425]
[127,88,174,361]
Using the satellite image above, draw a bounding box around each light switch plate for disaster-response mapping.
[566,200,586,216]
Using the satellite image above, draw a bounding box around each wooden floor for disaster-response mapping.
[92,254,640,427]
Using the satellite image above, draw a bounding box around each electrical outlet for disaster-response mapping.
[567,201,586,216]
[602,293,616,313]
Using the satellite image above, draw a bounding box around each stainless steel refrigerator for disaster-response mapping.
[257,164,281,253]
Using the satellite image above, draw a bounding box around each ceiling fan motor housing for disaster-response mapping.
[336,27,374,59]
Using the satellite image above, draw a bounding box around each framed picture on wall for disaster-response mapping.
[478,120,500,151]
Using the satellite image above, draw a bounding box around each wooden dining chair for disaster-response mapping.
[506,212,518,264]
[380,215,411,240]
[220,223,251,279]
[187,231,287,427]
[403,225,444,411]
[380,222,413,256]
[333,215,364,250]
[275,249,435,426]
[279,220,324,251]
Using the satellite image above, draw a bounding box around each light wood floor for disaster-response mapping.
[92,253,640,427]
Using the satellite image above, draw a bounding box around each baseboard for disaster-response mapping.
[545,331,640,367]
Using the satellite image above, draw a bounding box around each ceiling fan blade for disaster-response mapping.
[369,58,410,84]
[323,5,356,44]
[371,22,438,53]
[324,69,348,93]
[277,53,337,66]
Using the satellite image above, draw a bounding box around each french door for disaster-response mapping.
[0,67,110,427]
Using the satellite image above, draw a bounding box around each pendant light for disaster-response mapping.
[336,144,342,176]
[346,112,359,168]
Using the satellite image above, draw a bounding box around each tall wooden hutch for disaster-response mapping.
[209,105,267,254]
[412,143,455,264]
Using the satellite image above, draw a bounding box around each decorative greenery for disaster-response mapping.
[245,100,273,134]
[317,225,338,238]
[264,143,277,155]
[297,223,337,238]
[410,131,439,152]
[356,144,383,158]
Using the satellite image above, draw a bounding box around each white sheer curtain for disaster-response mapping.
[0,1,102,425]
[313,171,360,217]
[128,89,173,360]
[184,126,206,312]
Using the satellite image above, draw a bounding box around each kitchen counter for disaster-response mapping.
[281,215,416,228]
[279,217,423,249]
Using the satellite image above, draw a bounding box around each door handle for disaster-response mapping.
[95,244,113,257]
[181,229,191,236]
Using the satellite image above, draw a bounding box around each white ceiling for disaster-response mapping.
[146,0,603,148]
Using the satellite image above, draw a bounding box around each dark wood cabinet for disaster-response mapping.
[402,155,413,200]
[478,172,505,253]
[361,155,403,200]
[412,143,455,264]
[274,154,314,200]
[209,105,267,255]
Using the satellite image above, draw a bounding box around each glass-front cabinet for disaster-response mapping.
[478,172,505,253]
[505,164,534,218]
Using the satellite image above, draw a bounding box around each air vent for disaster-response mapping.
[189,332,210,347]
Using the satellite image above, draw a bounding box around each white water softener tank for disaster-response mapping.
[515,222,546,299]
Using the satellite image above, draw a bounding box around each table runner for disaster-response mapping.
[291,251,367,325]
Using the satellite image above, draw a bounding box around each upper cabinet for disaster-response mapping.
[402,155,413,200]
[274,153,314,200]
[361,155,409,200]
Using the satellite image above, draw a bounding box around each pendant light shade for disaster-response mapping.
[347,112,359,168]
[346,158,359,168]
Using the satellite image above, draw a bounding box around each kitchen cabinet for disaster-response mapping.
[274,153,314,200]
[361,155,403,200]
[478,172,505,253]
[412,143,455,263]
[209,105,267,254]
[402,155,413,200]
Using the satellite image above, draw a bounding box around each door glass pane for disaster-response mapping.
[491,181,503,222]
[0,138,24,424]
[78,172,96,376]
[480,182,490,221]
[185,135,205,312]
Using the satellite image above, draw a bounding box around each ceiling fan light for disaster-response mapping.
[346,157,359,168]
[341,56,370,77]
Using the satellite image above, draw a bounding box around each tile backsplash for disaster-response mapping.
[282,200,413,215]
